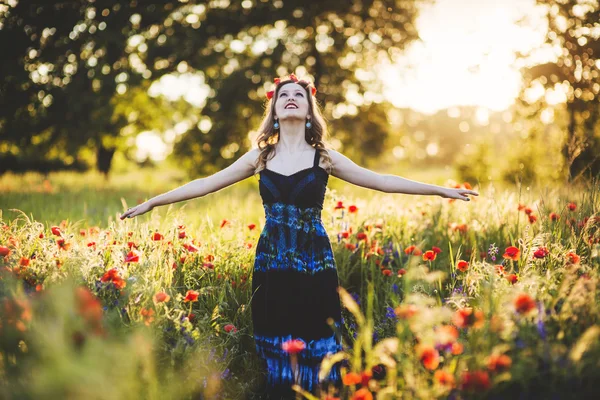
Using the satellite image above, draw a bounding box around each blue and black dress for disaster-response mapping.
[252,147,343,398]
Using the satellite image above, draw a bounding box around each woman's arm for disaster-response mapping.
[328,149,478,201]
[120,148,260,219]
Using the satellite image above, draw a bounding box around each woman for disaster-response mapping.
[120,74,478,398]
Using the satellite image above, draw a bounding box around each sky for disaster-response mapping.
[137,0,555,161]
[378,0,553,114]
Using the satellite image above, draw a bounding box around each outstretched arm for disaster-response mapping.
[328,149,478,201]
[120,148,260,219]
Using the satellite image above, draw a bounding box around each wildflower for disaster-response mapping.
[248,223,256,230]
[533,247,549,258]
[456,260,469,272]
[460,370,490,391]
[51,226,62,236]
[397,268,407,277]
[57,239,71,250]
[124,249,141,263]
[0,245,10,257]
[334,201,345,210]
[152,232,164,241]
[423,250,436,261]
[349,205,358,213]
[495,265,505,275]
[382,269,392,276]
[514,293,536,314]
[549,212,560,221]
[356,232,368,241]
[567,202,576,211]
[502,246,520,260]
[140,307,155,326]
[282,338,305,354]
[184,290,199,302]
[506,274,518,284]
[154,292,170,303]
[434,369,455,387]
[342,372,361,386]
[487,354,512,373]
[395,304,418,319]
[451,342,464,355]
[178,231,186,239]
[566,252,580,264]
[417,344,440,370]
[224,324,237,333]
[453,307,484,329]
[351,388,373,400]
[528,214,537,224]
[220,219,228,228]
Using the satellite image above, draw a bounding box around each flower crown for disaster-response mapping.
[265,73,317,100]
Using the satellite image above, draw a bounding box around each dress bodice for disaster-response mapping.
[258,148,328,210]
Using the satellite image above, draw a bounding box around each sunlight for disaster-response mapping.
[379,0,557,115]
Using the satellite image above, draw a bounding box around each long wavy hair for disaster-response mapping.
[253,78,333,175]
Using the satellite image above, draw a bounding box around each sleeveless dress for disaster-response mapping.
[252,147,343,398]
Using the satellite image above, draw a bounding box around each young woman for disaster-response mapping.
[120,74,478,398]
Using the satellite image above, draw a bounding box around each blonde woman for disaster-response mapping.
[120,74,478,398]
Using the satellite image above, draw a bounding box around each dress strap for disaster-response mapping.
[313,148,320,168]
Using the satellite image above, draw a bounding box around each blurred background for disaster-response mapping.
[0,0,599,188]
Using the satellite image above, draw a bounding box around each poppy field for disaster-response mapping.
[1,173,599,399]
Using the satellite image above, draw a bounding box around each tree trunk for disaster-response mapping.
[96,144,115,179]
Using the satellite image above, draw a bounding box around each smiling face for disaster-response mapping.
[274,82,310,122]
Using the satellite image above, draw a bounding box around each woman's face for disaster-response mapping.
[274,82,309,121]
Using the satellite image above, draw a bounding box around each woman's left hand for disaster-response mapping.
[439,187,479,202]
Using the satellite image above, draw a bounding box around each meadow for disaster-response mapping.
[1,168,599,399]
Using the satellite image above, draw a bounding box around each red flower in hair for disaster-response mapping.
[289,73,298,82]
[274,78,281,85]
[266,90,275,100]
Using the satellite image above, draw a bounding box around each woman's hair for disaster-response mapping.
[253,78,333,175]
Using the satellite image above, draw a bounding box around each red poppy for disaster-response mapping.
[423,250,436,261]
[395,304,418,319]
[248,223,256,230]
[404,245,416,255]
[57,239,71,250]
[183,243,200,252]
[154,292,170,303]
[345,243,357,251]
[184,290,199,302]
[502,246,520,260]
[397,268,407,277]
[528,214,537,224]
[451,342,464,355]
[19,257,30,267]
[140,307,155,326]
[567,252,580,264]
[224,324,237,333]
[460,371,490,391]
[432,246,442,254]
[533,247,549,258]
[453,307,484,329]
[125,250,141,263]
[152,232,164,241]
[514,293,536,314]
[524,207,533,215]
[342,372,361,386]
[417,345,440,370]
[0,245,10,257]
[51,226,62,236]
[434,370,455,387]
[506,274,518,284]
[351,388,373,400]
[567,202,576,211]
[549,212,560,221]
[456,260,469,272]
[220,219,228,228]
[487,354,512,372]
[334,201,345,210]
[348,205,358,213]
[281,338,305,354]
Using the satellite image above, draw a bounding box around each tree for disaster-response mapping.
[517,0,600,182]
[0,0,426,176]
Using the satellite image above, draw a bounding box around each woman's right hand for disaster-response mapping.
[120,201,154,220]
